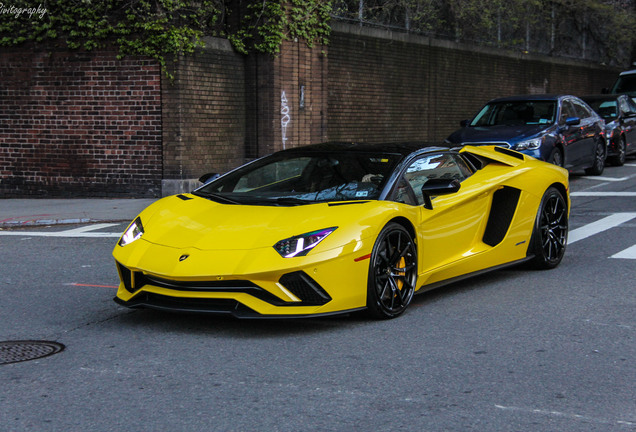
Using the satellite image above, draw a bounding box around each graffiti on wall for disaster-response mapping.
[281,90,290,149]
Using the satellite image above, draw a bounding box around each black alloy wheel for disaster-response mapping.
[367,223,417,319]
[529,187,568,269]
[584,140,606,175]
[609,137,626,166]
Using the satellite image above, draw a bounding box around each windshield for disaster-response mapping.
[470,101,557,126]
[194,151,401,205]
[610,73,636,96]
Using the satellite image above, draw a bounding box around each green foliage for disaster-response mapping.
[332,0,636,66]
[0,0,332,76]
[227,0,332,55]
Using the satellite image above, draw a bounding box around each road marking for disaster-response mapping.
[568,213,636,244]
[494,404,636,427]
[571,192,636,197]
[580,176,629,181]
[65,282,119,289]
[611,244,636,260]
[0,223,122,238]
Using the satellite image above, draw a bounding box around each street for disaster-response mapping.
[1,161,636,431]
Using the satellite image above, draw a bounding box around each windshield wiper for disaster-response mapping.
[272,197,313,206]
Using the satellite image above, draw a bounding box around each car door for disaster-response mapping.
[558,98,588,167]
[572,98,602,165]
[620,96,636,151]
[393,152,491,282]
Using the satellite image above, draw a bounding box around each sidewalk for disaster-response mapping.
[0,198,157,228]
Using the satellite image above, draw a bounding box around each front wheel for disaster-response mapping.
[528,187,568,269]
[584,140,606,175]
[367,223,417,319]
[548,148,564,167]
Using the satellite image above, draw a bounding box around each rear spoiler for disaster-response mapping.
[459,145,525,168]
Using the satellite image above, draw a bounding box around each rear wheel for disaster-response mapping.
[529,187,568,269]
[584,140,606,175]
[367,223,417,319]
[608,137,626,166]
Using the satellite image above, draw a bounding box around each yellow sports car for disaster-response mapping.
[113,142,569,319]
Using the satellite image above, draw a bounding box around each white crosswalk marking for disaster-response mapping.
[580,176,630,182]
[570,192,636,197]
[0,223,122,238]
[611,245,636,260]
[568,213,636,244]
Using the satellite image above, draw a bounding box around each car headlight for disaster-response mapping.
[274,227,337,258]
[118,217,144,246]
[515,137,542,151]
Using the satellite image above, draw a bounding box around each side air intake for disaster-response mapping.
[483,186,521,247]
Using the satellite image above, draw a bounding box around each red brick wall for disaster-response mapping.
[245,40,328,159]
[162,38,247,181]
[0,48,162,197]
[328,23,621,143]
[0,28,622,197]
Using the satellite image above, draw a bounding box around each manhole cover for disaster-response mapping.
[0,340,65,365]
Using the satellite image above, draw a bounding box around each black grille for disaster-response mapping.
[494,146,525,160]
[115,262,289,305]
[279,271,332,305]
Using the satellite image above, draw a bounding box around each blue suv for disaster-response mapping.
[446,94,607,175]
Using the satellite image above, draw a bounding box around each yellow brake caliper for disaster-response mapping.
[396,256,406,291]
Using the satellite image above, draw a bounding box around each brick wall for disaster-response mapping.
[244,40,328,159]
[328,23,620,143]
[162,37,247,188]
[0,47,162,197]
[0,27,623,197]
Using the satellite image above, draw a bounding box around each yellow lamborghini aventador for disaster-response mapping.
[113,142,569,319]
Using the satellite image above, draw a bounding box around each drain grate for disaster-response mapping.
[0,340,65,365]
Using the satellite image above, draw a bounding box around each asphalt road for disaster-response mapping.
[1,160,635,431]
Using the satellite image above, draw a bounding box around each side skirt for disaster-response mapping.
[414,256,534,295]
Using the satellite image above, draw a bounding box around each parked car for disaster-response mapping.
[603,69,636,103]
[113,141,569,319]
[445,94,607,175]
[581,94,636,166]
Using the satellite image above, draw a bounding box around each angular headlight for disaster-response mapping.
[515,137,542,151]
[118,217,144,246]
[274,227,337,258]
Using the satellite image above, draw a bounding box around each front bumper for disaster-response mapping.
[113,239,372,318]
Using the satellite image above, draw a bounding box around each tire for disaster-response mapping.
[608,137,626,166]
[367,223,417,319]
[528,187,568,269]
[584,140,606,175]
[548,148,564,167]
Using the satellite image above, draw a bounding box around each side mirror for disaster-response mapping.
[565,117,581,126]
[460,119,470,127]
[199,173,220,184]
[421,179,461,210]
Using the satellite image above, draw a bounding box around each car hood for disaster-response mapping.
[447,124,553,145]
[133,194,375,251]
